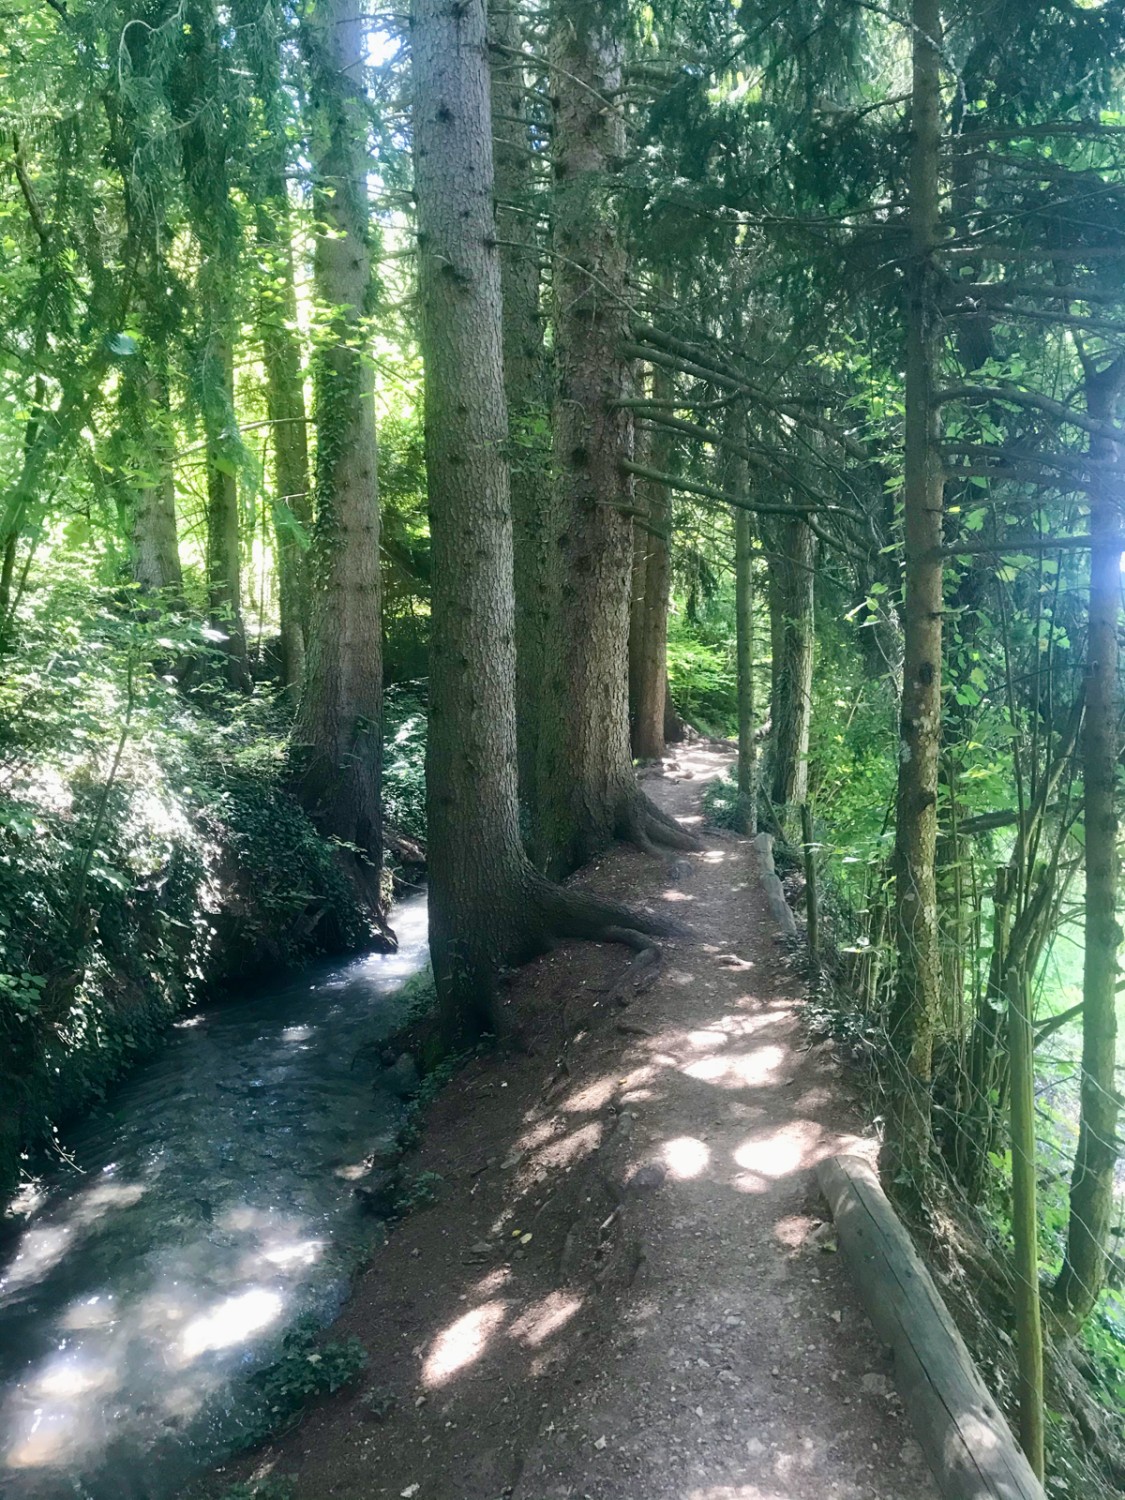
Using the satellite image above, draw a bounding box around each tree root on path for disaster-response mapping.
[622,788,701,856]
[530,872,692,951]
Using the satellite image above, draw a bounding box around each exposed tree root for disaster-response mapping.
[433,837,693,1051]
[621,787,701,856]
[531,872,690,949]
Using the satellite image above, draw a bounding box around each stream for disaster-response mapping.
[0,892,430,1500]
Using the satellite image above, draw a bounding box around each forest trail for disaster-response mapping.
[222,748,939,1500]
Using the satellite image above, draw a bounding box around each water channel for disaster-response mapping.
[0,893,430,1499]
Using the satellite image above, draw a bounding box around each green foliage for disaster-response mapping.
[665,606,737,735]
[398,962,437,1025]
[0,570,378,1201]
[700,766,741,829]
[806,642,897,914]
[242,1317,367,1448]
[382,682,427,845]
[392,1169,443,1215]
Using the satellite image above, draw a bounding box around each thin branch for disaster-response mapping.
[937,384,1125,446]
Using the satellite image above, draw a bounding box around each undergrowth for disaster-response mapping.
[382,681,427,848]
[242,1317,367,1450]
[0,575,410,1204]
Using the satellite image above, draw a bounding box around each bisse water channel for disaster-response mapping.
[0,893,429,1500]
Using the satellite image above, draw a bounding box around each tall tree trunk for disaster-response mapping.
[631,366,674,762]
[104,54,182,602]
[203,334,251,690]
[237,0,313,692]
[414,0,672,1045]
[768,514,814,819]
[260,249,312,693]
[292,0,383,912]
[628,494,650,733]
[1053,355,1124,1334]
[1007,964,1045,1478]
[735,511,757,834]
[417,0,534,1038]
[255,159,312,695]
[535,0,693,874]
[172,0,251,691]
[884,0,945,1184]
[128,362,182,595]
[489,0,550,819]
[728,408,757,836]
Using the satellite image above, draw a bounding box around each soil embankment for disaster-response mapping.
[219,748,938,1500]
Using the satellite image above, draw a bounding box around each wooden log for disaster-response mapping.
[817,1153,1046,1500]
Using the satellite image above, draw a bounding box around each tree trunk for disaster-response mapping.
[237,0,313,692]
[631,366,674,762]
[734,478,757,843]
[1053,356,1124,1334]
[104,50,182,601]
[884,0,945,1185]
[204,335,251,691]
[292,0,383,911]
[129,362,182,596]
[1007,965,1045,1479]
[255,166,311,695]
[628,490,649,733]
[414,0,675,1046]
[261,253,312,693]
[535,0,693,874]
[171,0,251,692]
[664,677,685,743]
[768,514,814,820]
[735,511,757,834]
[489,0,550,819]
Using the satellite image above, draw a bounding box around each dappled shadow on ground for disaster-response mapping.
[218,749,934,1500]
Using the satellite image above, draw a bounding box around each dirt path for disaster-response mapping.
[222,748,938,1500]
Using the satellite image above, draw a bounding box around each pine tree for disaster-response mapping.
[291,0,385,913]
[416,0,676,1044]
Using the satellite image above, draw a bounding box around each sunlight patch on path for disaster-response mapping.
[661,1136,711,1179]
[423,1301,507,1387]
[733,1122,822,1180]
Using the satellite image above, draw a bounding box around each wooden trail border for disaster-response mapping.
[817,1153,1046,1500]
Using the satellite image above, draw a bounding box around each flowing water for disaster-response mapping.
[0,893,430,1500]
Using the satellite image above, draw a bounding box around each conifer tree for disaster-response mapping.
[291,0,385,911]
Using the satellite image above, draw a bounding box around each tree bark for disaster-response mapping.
[414,0,677,1045]
[170,0,251,692]
[534,0,693,874]
[260,239,312,694]
[768,514,814,820]
[203,334,251,691]
[128,362,182,596]
[884,0,945,1185]
[628,481,650,734]
[104,34,182,601]
[292,0,384,912]
[735,514,757,834]
[489,0,550,819]
[242,0,313,693]
[1007,965,1045,1479]
[630,365,674,762]
[1052,356,1124,1334]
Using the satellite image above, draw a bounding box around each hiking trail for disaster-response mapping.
[220,746,939,1500]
